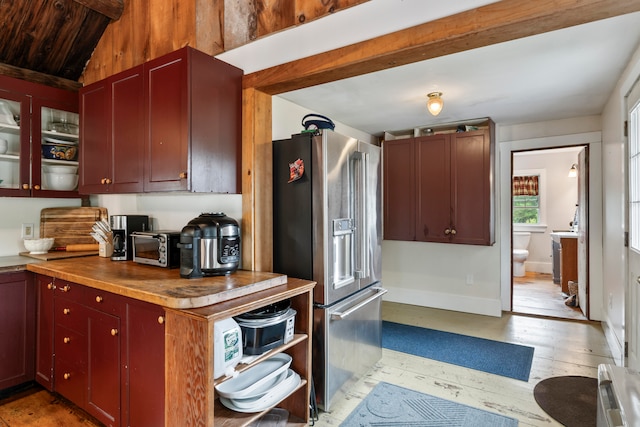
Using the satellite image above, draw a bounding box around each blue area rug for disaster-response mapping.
[382,321,534,381]
[340,382,518,426]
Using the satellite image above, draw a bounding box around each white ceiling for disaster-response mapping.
[219,2,640,137]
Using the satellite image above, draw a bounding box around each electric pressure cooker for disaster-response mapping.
[178,212,241,278]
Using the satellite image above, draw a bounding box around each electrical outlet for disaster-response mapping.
[21,223,34,239]
[466,273,474,286]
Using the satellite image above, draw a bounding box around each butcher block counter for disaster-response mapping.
[26,256,287,309]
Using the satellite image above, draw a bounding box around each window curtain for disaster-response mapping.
[513,175,539,196]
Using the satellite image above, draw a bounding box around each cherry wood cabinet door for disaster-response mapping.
[79,81,110,194]
[35,274,55,390]
[0,271,35,391]
[125,300,165,427]
[110,66,144,193]
[416,135,452,243]
[450,130,493,245]
[144,50,189,192]
[86,308,121,427]
[80,66,144,194]
[383,139,416,240]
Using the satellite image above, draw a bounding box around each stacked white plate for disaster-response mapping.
[215,353,301,413]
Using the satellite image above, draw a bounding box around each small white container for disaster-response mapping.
[214,317,243,379]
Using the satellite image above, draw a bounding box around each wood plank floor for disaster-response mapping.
[0,300,611,426]
[313,301,612,427]
[513,272,587,321]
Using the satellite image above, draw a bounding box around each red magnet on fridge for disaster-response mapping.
[288,158,305,183]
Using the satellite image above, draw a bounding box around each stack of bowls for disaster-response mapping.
[44,165,78,191]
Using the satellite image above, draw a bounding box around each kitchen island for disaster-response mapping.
[16,257,314,427]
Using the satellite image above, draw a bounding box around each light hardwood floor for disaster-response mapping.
[513,272,587,321]
[312,301,613,427]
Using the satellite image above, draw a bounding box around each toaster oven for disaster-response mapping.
[131,231,181,268]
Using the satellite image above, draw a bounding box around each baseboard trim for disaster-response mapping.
[383,287,502,317]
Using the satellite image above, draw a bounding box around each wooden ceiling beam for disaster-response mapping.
[72,0,124,20]
[0,62,82,92]
[244,0,640,95]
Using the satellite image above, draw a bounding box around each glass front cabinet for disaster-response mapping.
[0,75,79,198]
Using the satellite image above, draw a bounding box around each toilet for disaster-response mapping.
[512,232,531,277]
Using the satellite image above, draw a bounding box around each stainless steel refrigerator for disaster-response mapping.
[273,130,386,411]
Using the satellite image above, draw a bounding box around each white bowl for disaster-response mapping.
[44,173,78,191]
[44,165,77,174]
[24,238,54,254]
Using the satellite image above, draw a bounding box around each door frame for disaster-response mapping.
[499,132,603,319]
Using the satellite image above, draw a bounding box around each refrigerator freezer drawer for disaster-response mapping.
[313,286,387,411]
[597,364,640,427]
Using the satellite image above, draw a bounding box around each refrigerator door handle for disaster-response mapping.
[330,287,388,320]
[352,150,369,280]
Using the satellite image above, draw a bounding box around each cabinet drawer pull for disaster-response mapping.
[61,285,71,292]
[63,308,71,315]
[111,328,118,336]
[158,316,165,325]
[63,337,71,344]
[63,373,71,380]
[96,296,103,303]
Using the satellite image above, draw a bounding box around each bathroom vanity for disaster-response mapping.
[550,232,578,294]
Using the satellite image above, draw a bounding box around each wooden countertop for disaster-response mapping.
[26,257,288,309]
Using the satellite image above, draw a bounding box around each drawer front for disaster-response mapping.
[55,323,86,366]
[53,279,86,301]
[55,358,86,405]
[55,299,88,334]
[84,287,125,315]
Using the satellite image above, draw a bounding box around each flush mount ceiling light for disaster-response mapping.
[568,164,578,178]
[426,92,444,116]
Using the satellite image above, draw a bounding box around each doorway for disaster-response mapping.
[511,146,588,321]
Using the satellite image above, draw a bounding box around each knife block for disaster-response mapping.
[99,242,113,258]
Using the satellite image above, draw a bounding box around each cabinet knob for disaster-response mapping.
[63,308,71,315]
[96,296,103,303]
[105,178,112,184]
[450,228,457,235]
[63,337,71,344]
[444,228,451,235]
[179,172,187,179]
[33,184,40,190]
[111,328,118,336]
[22,183,29,190]
[63,373,71,380]
[47,282,54,290]
[101,178,106,184]
[61,285,71,292]
[158,316,165,325]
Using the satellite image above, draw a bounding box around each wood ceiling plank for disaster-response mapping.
[71,0,124,20]
[244,0,640,95]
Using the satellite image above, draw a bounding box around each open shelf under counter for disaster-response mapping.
[164,278,315,427]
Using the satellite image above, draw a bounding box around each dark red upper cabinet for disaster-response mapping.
[0,75,79,198]
[79,66,145,194]
[143,47,243,193]
[80,47,242,195]
[383,119,495,246]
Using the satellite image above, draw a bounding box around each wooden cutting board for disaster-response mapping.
[40,207,108,247]
[19,251,98,260]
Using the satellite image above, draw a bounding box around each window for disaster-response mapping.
[513,175,540,224]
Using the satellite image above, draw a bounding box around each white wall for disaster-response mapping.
[0,197,81,256]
